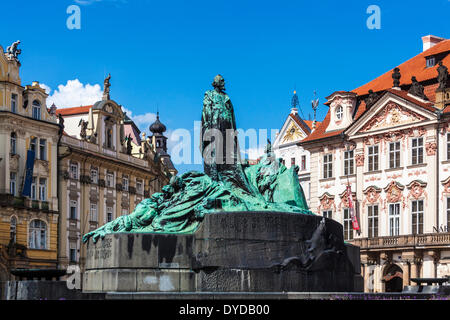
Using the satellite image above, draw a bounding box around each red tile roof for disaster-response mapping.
[301,38,449,144]
[55,105,92,116]
[353,39,450,101]
[303,120,321,130]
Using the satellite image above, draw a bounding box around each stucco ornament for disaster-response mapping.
[83,76,312,243]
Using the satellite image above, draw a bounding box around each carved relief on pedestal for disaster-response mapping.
[383,181,405,208]
[362,186,381,208]
[361,102,425,132]
[406,180,428,201]
[425,142,437,156]
[317,192,336,214]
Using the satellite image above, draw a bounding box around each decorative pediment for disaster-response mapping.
[338,188,356,210]
[317,192,336,212]
[361,102,425,132]
[383,181,405,203]
[281,120,305,144]
[362,186,382,207]
[406,180,427,200]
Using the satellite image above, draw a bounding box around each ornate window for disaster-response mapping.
[411,137,423,165]
[301,155,306,171]
[335,105,343,120]
[70,200,77,220]
[90,203,98,222]
[11,94,17,113]
[367,204,378,238]
[106,128,113,149]
[90,168,98,184]
[10,172,16,196]
[388,203,400,236]
[32,100,41,120]
[447,197,450,230]
[389,141,401,168]
[39,139,46,160]
[106,207,113,222]
[368,145,379,172]
[411,199,424,234]
[122,176,129,192]
[29,219,47,249]
[10,132,16,155]
[31,177,37,200]
[322,210,332,219]
[39,178,46,201]
[447,133,450,160]
[344,150,354,175]
[343,208,353,240]
[323,154,333,178]
[70,163,78,179]
[106,173,114,188]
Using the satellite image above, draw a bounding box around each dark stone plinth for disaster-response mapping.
[84,212,363,293]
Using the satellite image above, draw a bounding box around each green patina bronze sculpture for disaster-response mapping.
[83,75,312,243]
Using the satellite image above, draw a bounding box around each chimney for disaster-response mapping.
[422,35,445,52]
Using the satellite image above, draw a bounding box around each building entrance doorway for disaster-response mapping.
[383,264,403,292]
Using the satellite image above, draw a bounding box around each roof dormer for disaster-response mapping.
[325,91,357,132]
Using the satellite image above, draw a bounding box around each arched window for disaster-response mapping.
[10,216,17,243]
[29,219,47,249]
[106,128,113,149]
[335,105,343,120]
[10,132,16,155]
[32,100,41,120]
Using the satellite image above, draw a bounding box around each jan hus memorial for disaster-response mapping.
[82,75,363,293]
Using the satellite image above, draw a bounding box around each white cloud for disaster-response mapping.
[42,79,102,108]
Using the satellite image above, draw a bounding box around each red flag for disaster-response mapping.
[347,184,360,231]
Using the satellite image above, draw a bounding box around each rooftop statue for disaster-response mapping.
[6,40,21,60]
[437,61,448,90]
[408,76,428,100]
[83,75,312,243]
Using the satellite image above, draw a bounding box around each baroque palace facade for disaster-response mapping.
[56,77,176,271]
[298,35,450,292]
[0,44,60,281]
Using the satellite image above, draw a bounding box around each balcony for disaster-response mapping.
[350,233,450,250]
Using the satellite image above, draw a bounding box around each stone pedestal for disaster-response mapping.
[84,211,362,293]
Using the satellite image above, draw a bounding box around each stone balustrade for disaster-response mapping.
[350,233,450,250]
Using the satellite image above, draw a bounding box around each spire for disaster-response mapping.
[149,111,167,134]
[290,90,300,116]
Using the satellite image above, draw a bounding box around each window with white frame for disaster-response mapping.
[426,56,436,68]
[29,219,47,249]
[39,178,46,201]
[90,203,98,222]
[389,141,401,169]
[343,208,353,240]
[368,145,379,172]
[367,204,379,238]
[106,173,114,188]
[31,177,37,200]
[90,168,98,184]
[389,203,400,236]
[10,172,16,196]
[106,207,113,222]
[447,197,450,230]
[323,154,333,179]
[11,94,17,113]
[322,210,332,219]
[411,199,424,235]
[69,200,77,220]
[39,139,46,160]
[344,150,354,176]
[122,176,129,192]
[32,100,41,120]
[301,155,306,171]
[411,137,424,165]
[335,105,343,120]
[70,163,78,179]
[136,180,143,194]
[10,132,16,155]
[447,133,450,160]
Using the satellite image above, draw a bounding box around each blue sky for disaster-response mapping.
[1,0,449,173]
